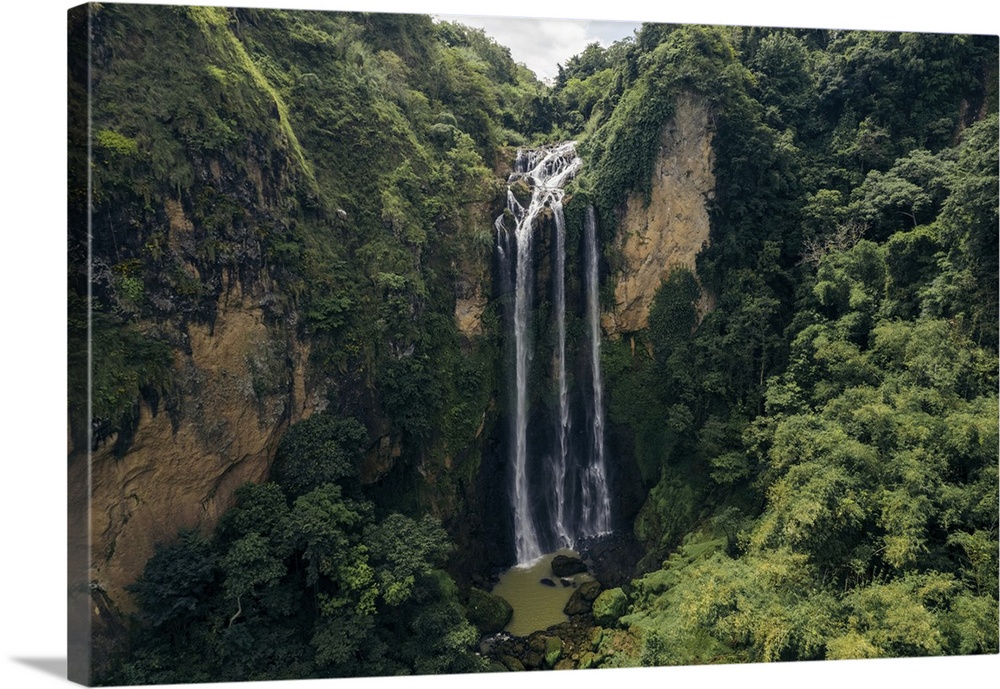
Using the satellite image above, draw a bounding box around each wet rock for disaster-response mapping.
[500,655,524,672]
[540,577,557,587]
[563,589,593,615]
[551,554,587,577]
[523,651,544,669]
[579,531,645,588]
[510,178,532,207]
[578,580,602,601]
[560,578,572,587]
[466,588,513,634]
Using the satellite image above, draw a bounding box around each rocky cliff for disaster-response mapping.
[68,280,318,612]
[69,6,509,629]
[601,93,716,336]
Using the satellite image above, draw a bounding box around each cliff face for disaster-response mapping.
[69,281,318,610]
[68,5,323,617]
[601,93,716,336]
[69,6,510,622]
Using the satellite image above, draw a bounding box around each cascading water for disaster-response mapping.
[582,206,612,535]
[494,143,612,566]
[552,199,571,549]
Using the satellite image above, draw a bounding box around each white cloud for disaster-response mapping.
[436,14,640,82]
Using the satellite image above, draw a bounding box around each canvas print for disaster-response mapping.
[67,2,999,685]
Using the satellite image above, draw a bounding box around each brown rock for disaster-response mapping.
[523,651,544,669]
[69,283,317,613]
[578,580,603,601]
[551,554,587,577]
[563,588,593,615]
[602,92,716,337]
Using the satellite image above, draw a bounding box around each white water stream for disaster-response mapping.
[495,143,611,566]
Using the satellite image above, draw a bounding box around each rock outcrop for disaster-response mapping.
[591,587,628,628]
[68,280,318,611]
[601,92,716,336]
[551,554,588,578]
[466,588,514,634]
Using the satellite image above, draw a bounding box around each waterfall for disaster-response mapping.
[552,198,571,548]
[495,143,613,566]
[582,206,612,536]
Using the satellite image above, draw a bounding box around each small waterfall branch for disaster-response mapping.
[582,205,612,536]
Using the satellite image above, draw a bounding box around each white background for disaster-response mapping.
[1,1,997,688]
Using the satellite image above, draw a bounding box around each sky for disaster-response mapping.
[434,14,642,82]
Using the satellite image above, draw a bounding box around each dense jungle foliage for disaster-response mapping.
[72,4,998,682]
[581,25,999,664]
[110,413,487,682]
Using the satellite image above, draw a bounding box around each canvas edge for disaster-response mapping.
[68,3,93,685]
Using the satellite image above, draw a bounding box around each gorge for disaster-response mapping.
[68,6,999,684]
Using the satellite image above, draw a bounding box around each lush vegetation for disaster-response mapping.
[73,4,997,681]
[75,8,544,680]
[104,411,485,683]
[75,6,550,466]
[572,24,998,665]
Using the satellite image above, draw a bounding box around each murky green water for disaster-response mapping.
[491,549,593,637]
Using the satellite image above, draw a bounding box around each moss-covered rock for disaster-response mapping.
[466,588,513,634]
[592,587,628,627]
[544,635,564,667]
[500,655,524,672]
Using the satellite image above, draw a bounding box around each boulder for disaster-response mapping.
[466,588,513,634]
[540,578,557,587]
[551,554,587,577]
[578,580,602,601]
[592,587,628,627]
[529,635,547,654]
[523,651,544,669]
[500,655,524,672]
[563,588,592,616]
[544,636,564,667]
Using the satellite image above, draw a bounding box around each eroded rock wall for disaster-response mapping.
[68,279,319,611]
[601,93,716,336]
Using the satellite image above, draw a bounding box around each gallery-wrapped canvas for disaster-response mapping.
[68,2,998,686]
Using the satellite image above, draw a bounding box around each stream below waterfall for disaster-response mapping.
[491,549,594,637]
